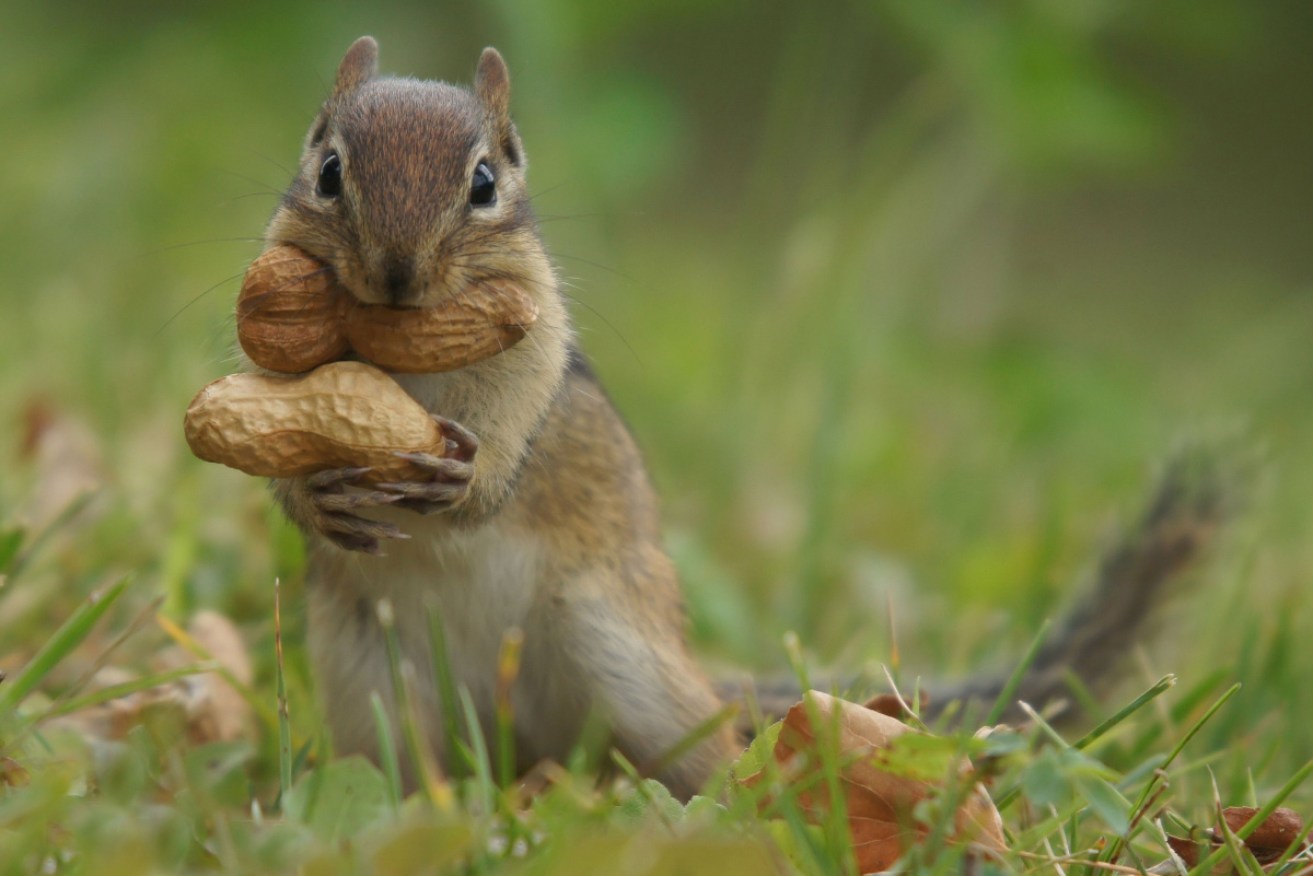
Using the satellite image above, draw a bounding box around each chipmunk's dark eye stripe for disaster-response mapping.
[317,152,342,198]
[470,160,496,206]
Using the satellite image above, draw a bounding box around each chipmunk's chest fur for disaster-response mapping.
[306,512,587,769]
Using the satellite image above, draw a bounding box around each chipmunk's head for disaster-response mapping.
[269,37,550,308]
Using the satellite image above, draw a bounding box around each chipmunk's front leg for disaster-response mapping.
[275,467,407,554]
[376,415,478,514]
[273,414,478,552]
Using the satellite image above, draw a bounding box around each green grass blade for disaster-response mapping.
[39,662,217,719]
[275,578,293,801]
[1160,683,1241,775]
[4,492,98,583]
[1073,675,1177,751]
[781,631,811,693]
[371,692,403,812]
[1210,774,1266,876]
[1105,682,1242,864]
[0,527,24,576]
[494,627,522,790]
[458,687,495,816]
[378,598,447,809]
[985,617,1052,726]
[0,574,130,716]
[2,592,168,744]
[426,602,470,781]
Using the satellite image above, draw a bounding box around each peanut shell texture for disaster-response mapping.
[184,361,448,483]
[236,244,538,373]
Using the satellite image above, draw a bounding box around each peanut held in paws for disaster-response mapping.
[235,244,538,374]
[184,361,449,483]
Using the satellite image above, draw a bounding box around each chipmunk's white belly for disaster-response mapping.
[306,517,586,775]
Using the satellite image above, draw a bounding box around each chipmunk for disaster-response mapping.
[257,37,1231,800]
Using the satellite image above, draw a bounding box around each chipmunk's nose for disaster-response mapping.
[382,256,416,305]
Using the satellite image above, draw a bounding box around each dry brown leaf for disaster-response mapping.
[1221,806,1306,861]
[863,691,925,720]
[17,397,106,532]
[1162,805,1308,872]
[55,610,254,747]
[742,690,1005,873]
[165,609,253,744]
[1,755,30,788]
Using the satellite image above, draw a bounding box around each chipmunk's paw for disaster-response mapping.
[305,466,409,554]
[377,415,478,515]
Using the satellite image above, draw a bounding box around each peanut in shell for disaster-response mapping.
[236,244,538,374]
[234,251,350,373]
[184,361,447,483]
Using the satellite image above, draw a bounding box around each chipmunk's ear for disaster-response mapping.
[475,47,511,123]
[475,48,523,167]
[333,36,378,98]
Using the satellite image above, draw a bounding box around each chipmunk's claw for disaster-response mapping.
[306,466,410,553]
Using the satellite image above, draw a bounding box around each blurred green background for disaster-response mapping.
[2,0,1311,780]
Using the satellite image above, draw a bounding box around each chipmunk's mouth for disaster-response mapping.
[375,255,417,306]
[337,279,423,309]
[356,272,444,309]
[318,251,500,312]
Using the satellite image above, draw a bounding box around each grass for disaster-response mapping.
[3,2,1313,873]
[3,547,1308,874]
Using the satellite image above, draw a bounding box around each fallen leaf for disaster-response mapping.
[1164,830,1205,868]
[1221,806,1305,861]
[163,610,253,745]
[56,610,253,747]
[1,755,30,788]
[17,397,106,532]
[1160,805,1308,872]
[740,690,1005,872]
[863,691,926,720]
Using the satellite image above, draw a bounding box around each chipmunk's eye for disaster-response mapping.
[470,160,496,206]
[316,153,343,198]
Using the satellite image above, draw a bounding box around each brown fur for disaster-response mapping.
[262,37,735,799]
